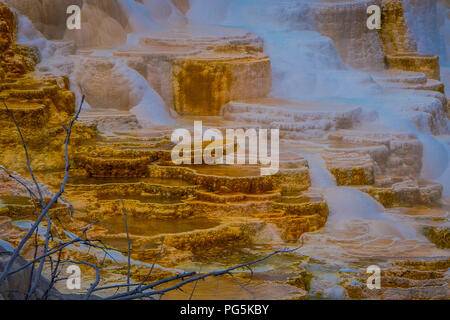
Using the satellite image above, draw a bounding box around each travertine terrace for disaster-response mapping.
[0,0,449,300]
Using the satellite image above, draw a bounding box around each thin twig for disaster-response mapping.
[136,237,165,292]
[189,266,202,300]
[108,246,302,300]
[119,192,131,293]
[0,166,39,203]
[26,213,51,298]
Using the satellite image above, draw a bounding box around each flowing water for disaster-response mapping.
[301,153,430,262]
[298,153,447,298]
[187,0,450,192]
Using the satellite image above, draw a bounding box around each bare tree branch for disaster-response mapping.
[119,192,131,292]
[0,96,85,286]
[26,213,51,299]
[105,246,302,300]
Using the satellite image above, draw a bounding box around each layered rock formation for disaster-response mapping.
[0,0,449,300]
[0,3,95,172]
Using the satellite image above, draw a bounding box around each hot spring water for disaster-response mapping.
[303,153,420,249]
[188,0,450,192]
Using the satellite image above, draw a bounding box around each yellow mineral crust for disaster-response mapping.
[0,3,95,172]
[380,0,441,80]
[172,56,271,116]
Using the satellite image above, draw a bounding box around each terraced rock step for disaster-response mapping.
[372,70,445,93]
[147,164,310,194]
[372,70,429,85]
[361,181,443,207]
[172,55,271,115]
[0,7,96,172]
[137,25,264,53]
[223,99,369,137]
[325,151,375,186]
[0,196,69,218]
[0,101,48,128]
[66,176,198,198]
[78,110,142,135]
[381,79,444,93]
[325,128,424,180]
[195,190,281,203]
[341,257,450,299]
[76,24,272,117]
[386,53,441,81]
[0,77,75,126]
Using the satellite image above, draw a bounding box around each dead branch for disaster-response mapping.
[105,246,302,300]
[0,96,85,288]
[119,192,131,292]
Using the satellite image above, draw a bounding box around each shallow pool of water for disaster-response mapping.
[183,165,262,177]
[99,194,183,203]
[0,195,33,206]
[102,216,220,237]
[67,176,192,186]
